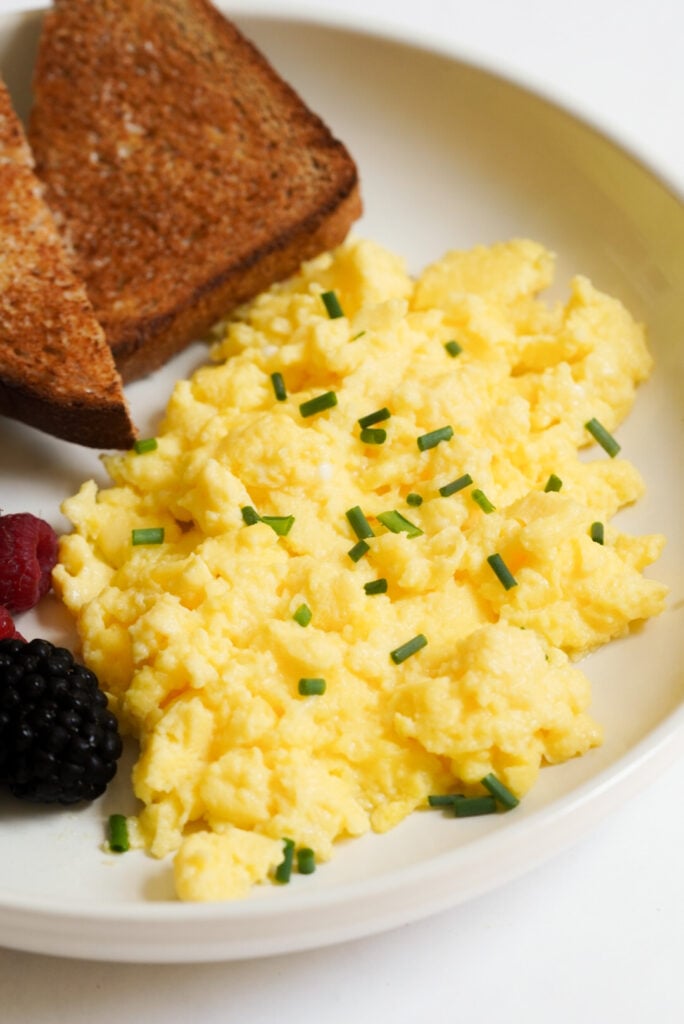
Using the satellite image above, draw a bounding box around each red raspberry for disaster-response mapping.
[0,605,24,640]
[0,513,59,614]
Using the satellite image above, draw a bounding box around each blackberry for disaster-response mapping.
[0,637,123,804]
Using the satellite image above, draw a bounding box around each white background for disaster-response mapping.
[1,0,683,1021]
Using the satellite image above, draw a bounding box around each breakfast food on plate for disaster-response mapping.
[0,512,58,614]
[0,511,122,805]
[0,511,59,640]
[0,79,136,448]
[53,236,667,901]
[28,0,362,382]
[0,638,123,805]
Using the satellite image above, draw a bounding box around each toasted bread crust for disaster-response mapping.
[0,80,136,449]
[29,0,362,380]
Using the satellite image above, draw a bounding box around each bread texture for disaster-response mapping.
[29,0,362,381]
[0,79,136,449]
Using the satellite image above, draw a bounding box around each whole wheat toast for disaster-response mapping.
[0,79,136,449]
[29,0,362,382]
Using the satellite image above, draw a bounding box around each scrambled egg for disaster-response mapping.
[53,238,667,901]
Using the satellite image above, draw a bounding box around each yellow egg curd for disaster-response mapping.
[54,237,667,901]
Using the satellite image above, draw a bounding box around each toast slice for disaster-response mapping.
[0,79,136,449]
[29,0,362,382]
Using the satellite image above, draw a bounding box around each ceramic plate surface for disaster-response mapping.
[0,3,682,963]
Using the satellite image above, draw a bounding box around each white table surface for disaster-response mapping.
[1,0,682,1020]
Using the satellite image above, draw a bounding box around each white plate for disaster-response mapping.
[0,4,682,963]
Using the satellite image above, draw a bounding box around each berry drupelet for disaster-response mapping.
[0,638,123,804]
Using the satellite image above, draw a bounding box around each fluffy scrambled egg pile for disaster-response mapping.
[54,238,667,900]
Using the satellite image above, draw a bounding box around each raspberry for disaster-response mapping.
[0,513,59,614]
[0,637,123,804]
[0,606,24,641]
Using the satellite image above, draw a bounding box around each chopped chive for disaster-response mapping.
[417,425,454,452]
[297,847,316,875]
[241,505,261,526]
[471,489,496,513]
[133,437,158,454]
[487,553,518,590]
[347,539,370,562]
[261,515,295,537]
[351,330,367,341]
[585,417,620,457]
[320,290,345,319]
[299,391,338,417]
[108,813,129,853]
[358,407,391,429]
[481,773,520,809]
[360,427,387,445]
[444,339,463,357]
[377,510,423,537]
[390,633,428,664]
[590,521,605,544]
[131,527,164,546]
[364,578,388,595]
[298,677,326,696]
[346,505,375,540]
[406,492,423,507]
[275,838,295,883]
[428,794,462,808]
[453,795,497,817]
[293,603,312,626]
[439,473,473,497]
[270,372,287,401]
[544,473,563,493]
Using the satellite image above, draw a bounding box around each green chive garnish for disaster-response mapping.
[406,492,423,507]
[390,634,428,664]
[417,425,454,451]
[358,407,391,429]
[297,847,316,875]
[453,795,497,817]
[377,510,423,537]
[270,372,287,401]
[321,290,345,319]
[471,489,496,513]
[351,330,367,341]
[360,427,387,445]
[590,521,605,544]
[108,814,129,853]
[299,391,338,418]
[585,417,620,457]
[275,838,295,883]
[293,603,312,626]
[487,553,518,590]
[241,505,261,525]
[364,578,388,595]
[444,340,463,357]
[428,794,462,808]
[347,539,370,562]
[131,527,164,546]
[481,773,520,809]
[261,515,295,536]
[298,677,326,696]
[346,505,375,540]
[439,473,473,497]
[133,437,158,454]
[544,474,563,492]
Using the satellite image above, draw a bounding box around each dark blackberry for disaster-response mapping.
[0,637,123,804]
